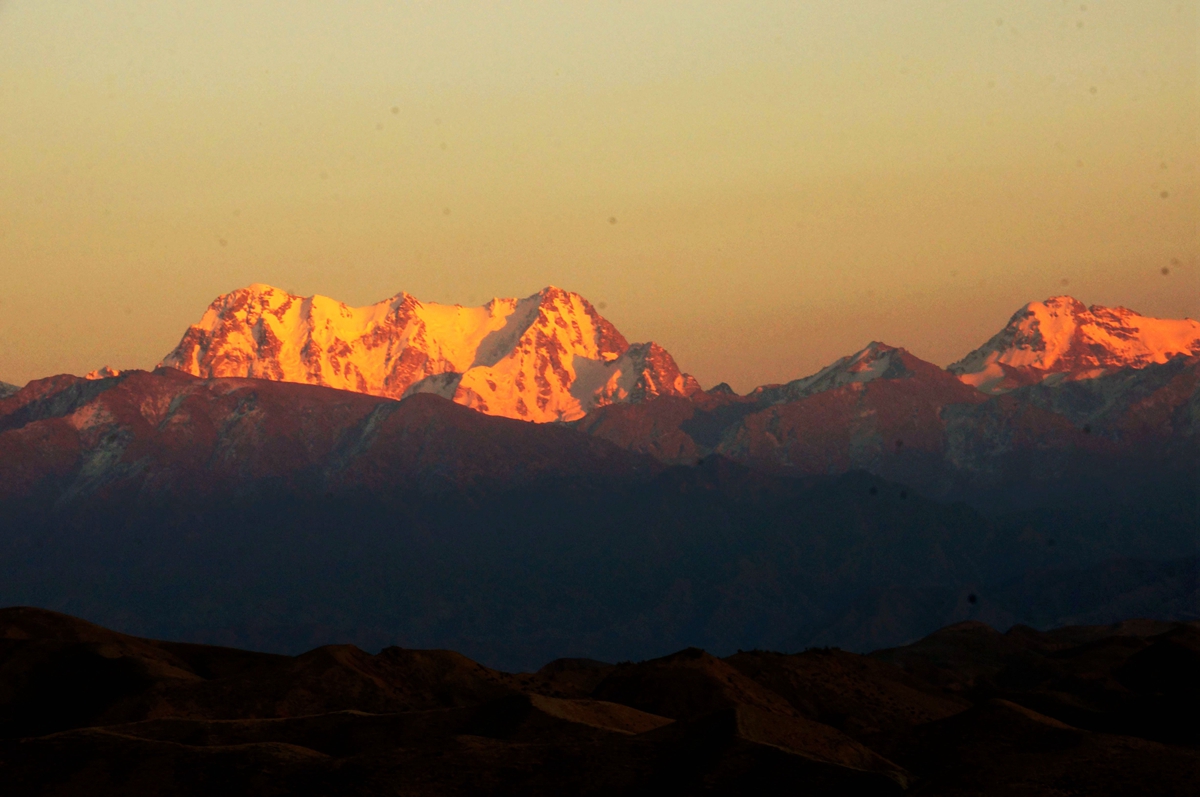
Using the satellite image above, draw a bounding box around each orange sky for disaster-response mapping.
[1,2,1196,391]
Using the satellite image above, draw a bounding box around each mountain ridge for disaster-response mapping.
[950,295,1200,394]
[160,284,699,422]
[156,286,1200,417]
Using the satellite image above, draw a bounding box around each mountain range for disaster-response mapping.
[158,284,699,422]
[0,286,1196,668]
[148,284,1198,409]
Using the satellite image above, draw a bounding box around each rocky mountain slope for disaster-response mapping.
[2,608,1197,796]
[575,342,985,468]
[0,368,658,505]
[160,284,699,422]
[0,380,19,399]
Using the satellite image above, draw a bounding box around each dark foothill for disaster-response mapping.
[2,608,1197,796]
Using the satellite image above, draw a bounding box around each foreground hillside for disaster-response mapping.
[1,608,1196,796]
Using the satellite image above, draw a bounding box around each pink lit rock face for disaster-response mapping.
[161,284,700,422]
[949,296,1200,395]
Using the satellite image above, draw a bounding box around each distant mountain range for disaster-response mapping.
[0,287,1195,668]
[4,286,1195,509]
[146,285,1200,418]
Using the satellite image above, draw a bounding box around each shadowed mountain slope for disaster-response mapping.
[0,367,1194,668]
[577,345,1199,549]
[0,367,661,504]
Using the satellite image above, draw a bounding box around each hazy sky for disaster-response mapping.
[1,1,1196,391]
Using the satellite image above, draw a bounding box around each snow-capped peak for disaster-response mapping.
[950,296,1200,393]
[751,341,923,405]
[160,284,697,422]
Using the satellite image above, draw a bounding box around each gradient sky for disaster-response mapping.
[1,1,1196,391]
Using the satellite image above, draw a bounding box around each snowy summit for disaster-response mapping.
[949,296,1200,394]
[160,284,700,422]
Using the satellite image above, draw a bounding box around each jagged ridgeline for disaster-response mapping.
[160,284,699,422]
[159,287,1200,415]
